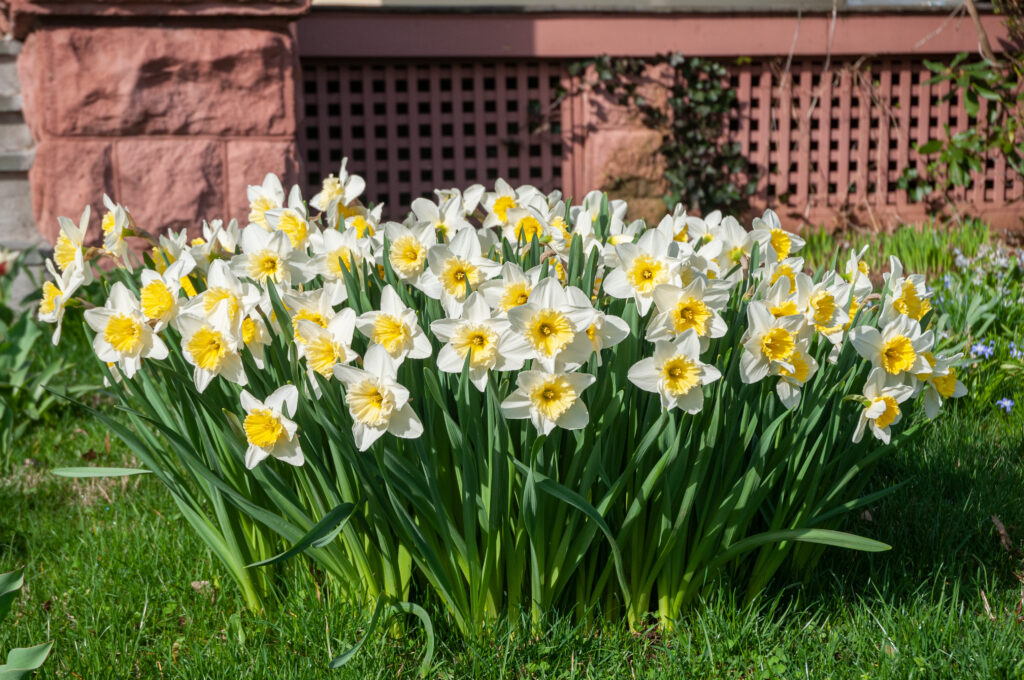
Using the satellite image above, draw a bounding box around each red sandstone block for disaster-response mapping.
[225,139,300,225]
[117,138,226,235]
[30,138,115,244]
[23,26,296,138]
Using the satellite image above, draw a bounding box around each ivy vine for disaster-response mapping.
[567,53,757,216]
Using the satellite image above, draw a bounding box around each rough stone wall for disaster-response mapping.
[0,34,38,250]
[576,63,673,225]
[6,0,310,244]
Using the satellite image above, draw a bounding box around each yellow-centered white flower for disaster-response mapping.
[477,261,543,318]
[265,184,312,249]
[178,301,247,393]
[739,301,808,384]
[334,344,423,451]
[852,367,915,444]
[430,292,522,391]
[750,209,805,263]
[646,278,730,348]
[848,314,933,379]
[773,338,818,409]
[601,230,678,316]
[246,173,285,231]
[627,329,721,413]
[506,277,598,371]
[84,282,167,379]
[426,227,501,317]
[383,222,440,296]
[54,205,93,285]
[240,385,303,469]
[296,309,359,390]
[880,255,933,324]
[355,284,432,364]
[230,225,312,289]
[311,158,365,213]
[38,257,84,345]
[307,227,364,300]
[482,178,539,229]
[138,251,196,331]
[500,366,595,435]
[411,195,472,242]
[179,259,260,333]
[914,351,967,419]
[100,194,133,268]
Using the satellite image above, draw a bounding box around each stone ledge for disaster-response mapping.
[8,1,312,38]
[0,149,33,170]
[0,93,22,111]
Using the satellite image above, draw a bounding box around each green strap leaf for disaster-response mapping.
[51,467,152,478]
[710,528,890,570]
[329,597,435,677]
[0,641,54,680]
[247,502,357,568]
[0,569,25,623]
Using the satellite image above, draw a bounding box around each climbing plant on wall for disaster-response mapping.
[567,53,757,217]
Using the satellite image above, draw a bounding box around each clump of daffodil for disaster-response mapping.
[42,162,974,653]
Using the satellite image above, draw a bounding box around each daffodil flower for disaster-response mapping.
[296,309,359,388]
[739,301,808,384]
[711,214,756,281]
[914,351,967,419]
[849,315,933,379]
[600,216,644,266]
[285,288,340,346]
[383,222,439,296]
[179,259,260,329]
[501,206,549,250]
[342,204,384,245]
[138,251,196,331]
[880,255,933,324]
[202,218,240,256]
[434,184,485,219]
[411,195,472,242]
[431,292,522,391]
[100,194,133,269]
[84,282,168,379]
[565,286,630,364]
[602,230,678,315]
[478,261,543,317]
[309,225,366,290]
[774,341,818,409]
[482,178,538,230]
[265,184,312,249]
[311,158,365,214]
[38,258,84,345]
[750,209,805,262]
[247,173,285,231]
[355,285,432,365]
[426,227,501,317]
[54,205,93,284]
[230,226,312,289]
[506,277,597,371]
[178,302,247,393]
[240,385,303,469]
[334,344,424,451]
[851,368,915,444]
[627,330,721,412]
[646,279,729,348]
[500,366,595,435]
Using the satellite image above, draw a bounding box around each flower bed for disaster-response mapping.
[42,163,966,669]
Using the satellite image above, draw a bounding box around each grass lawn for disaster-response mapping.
[2,401,1023,679]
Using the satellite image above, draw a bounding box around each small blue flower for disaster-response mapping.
[996,398,1014,413]
[972,342,995,359]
